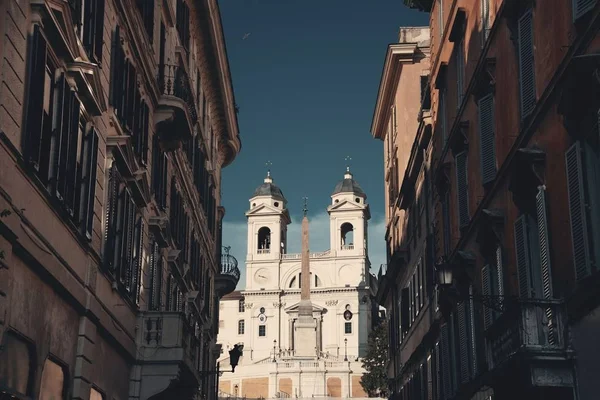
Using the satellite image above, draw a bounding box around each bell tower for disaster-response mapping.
[328,167,371,256]
[245,171,291,289]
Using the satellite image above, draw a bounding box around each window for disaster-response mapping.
[455,152,470,228]
[438,0,444,39]
[170,180,190,264]
[24,26,98,240]
[420,75,431,110]
[481,0,491,44]
[344,322,352,334]
[135,0,154,43]
[190,237,202,288]
[39,358,66,399]
[514,187,553,299]
[573,0,596,20]
[340,222,354,249]
[258,227,271,252]
[238,320,245,335]
[481,246,504,329]
[104,166,144,304]
[0,332,34,397]
[565,140,600,281]
[442,190,451,255]
[456,39,465,107]
[239,299,245,313]
[176,0,190,50]
[152,135,168,210]
[518,8,536,119]
[72,0,105,62]
[457,289,478,384]
[478,93,496,184]
[110,25,149,164]
[258,325,266,337]
[149,241,163,311]
[440,89,448,144]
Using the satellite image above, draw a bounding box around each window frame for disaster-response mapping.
[344,321,352,335]
[258,324,266,337]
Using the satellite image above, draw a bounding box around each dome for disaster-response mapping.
[252,172,286,201]
[332,169,366,198]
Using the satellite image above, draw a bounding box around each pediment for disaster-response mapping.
[328,200,365,212]
[66,61,107,116]
[285,302,326,314]
[246,204,291,223]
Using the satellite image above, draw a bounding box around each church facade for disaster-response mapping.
[217,170,376,399]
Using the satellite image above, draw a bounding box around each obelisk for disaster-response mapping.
[294,197,317,357]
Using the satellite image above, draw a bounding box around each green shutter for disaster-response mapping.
[24,25,47,168]
[467,292,478,378]
[478,93,496,184]
[455,152,469,227]
[440,323,451,399]
[565,142,592,281]
[573,0,596,20]
[518,9,536,119]
[458,302,469,384]
[536,187,553,299]
[514,215,533,298]
[481,265,492,330]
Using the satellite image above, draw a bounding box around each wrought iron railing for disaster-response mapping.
[485,299,567,370]
[158,64,198,124]
[221,246,240,281]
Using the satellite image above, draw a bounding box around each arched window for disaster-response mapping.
[258,227,271,253]
[340,223,354,249]
[289,273,321,288]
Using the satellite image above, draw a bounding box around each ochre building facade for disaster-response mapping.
[0,0,241,399]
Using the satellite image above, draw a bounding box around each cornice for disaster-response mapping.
[191,0,241,168]
[371,43,425,140]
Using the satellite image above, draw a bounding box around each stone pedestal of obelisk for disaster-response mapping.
[294,205,317,358]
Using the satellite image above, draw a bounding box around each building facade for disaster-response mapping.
[375,0,600,400]
[216,171,376,399]
[0,0,241,399]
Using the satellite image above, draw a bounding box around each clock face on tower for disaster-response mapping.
[254,268,271,285]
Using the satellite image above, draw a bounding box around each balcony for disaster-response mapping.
[136,311,202,399]
[215,248,240,297]
[155,64,198,151]
[485,299,575,388]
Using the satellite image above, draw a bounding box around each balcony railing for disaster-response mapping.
[221,250,240,281]
[140,311,201,374]
[257,249,270,254]
[485,299,567,371]
[216,247,240,296]
[341,244,354,250]
[158,64,198,124]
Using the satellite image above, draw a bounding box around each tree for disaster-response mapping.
[360,320,389,398]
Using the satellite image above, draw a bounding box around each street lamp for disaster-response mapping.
[344,338,348,361]
[435,257,514,319]
[272,340,277,362]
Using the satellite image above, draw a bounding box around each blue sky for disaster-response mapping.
[218,0,428,288]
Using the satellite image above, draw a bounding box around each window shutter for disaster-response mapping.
[565,142,592,281]
[514,215,533,298]
[536,186,553,299]
[457,40,464,107]
[440,324,451,399]
[443,191,451,255]
[435,343,440,400]
[481,265,492,330]
[142,102,150,165]
[94,0,105,62]
[478,93,496,184]
[150,241,162,310]
[25,25,47,167]
[495,246,504,296]
[573,0,596,20]
[457,302,469,384]
[518,9,536,119]
[109,26,120,107]
[104,166,119,271]
[455,152,469,227]
[481,0,490,44]
[467,294,478,378]
[440,90,447,145]
[65,94,81,215]
[49,74,68,196]
[82,128,98,240]
[133,217,144,304]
